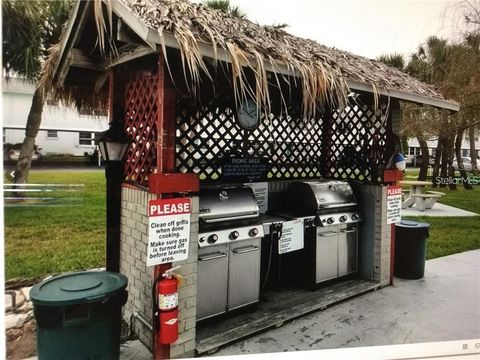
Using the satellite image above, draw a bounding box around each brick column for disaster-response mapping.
[169,196,198,358]
[120,186,155,347]
[352,184,391,286]
[119,185,199,357]
[372,186,391,285]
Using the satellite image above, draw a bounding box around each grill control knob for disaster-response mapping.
[199,237,206,243]
[207,234,218,244]
[339,215,347,223]
[352,214,359,220]
[229,231,239,240]
[326,217,335,225]
[248,228,259,237]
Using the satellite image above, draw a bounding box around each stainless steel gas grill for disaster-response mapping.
[285,180,361,289]
[197,186,265,321]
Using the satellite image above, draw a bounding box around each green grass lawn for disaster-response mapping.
[4,170,106,281]
[401,168,480,259]
[4,168,479,281]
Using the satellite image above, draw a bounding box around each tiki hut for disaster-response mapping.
[46,0,458,114]
[45,1,459,358]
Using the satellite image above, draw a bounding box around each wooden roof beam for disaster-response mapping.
[111,0,156,50]
[105,45,156,68]
[56,1,92,84]
[347,80,460,112]
[70,49,105,72]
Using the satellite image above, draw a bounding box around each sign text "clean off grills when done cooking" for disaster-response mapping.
[147,198,192,266]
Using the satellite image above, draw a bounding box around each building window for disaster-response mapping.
[79,107,108,117]
[465,134,479,142]
[47,130,58,138]
[408,147,420,156]
[79,132,93,146]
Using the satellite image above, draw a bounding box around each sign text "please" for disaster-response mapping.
[149,198,191,216]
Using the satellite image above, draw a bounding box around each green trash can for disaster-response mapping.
[394,220,430,279]
[30,271,128,360]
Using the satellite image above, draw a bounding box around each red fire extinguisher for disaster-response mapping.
[153,267,182,344]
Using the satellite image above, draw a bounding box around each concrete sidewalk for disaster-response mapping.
[117,250,479,358]
[402,202,479,217]
[213,249,480,356]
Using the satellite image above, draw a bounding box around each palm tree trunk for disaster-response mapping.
[469,125,478,175]
[439,136,451,188]
[13,87,44,185]
[447,136,456,190]
[417,137,429,181]
[432,137,443,188]
[455,128,473,190]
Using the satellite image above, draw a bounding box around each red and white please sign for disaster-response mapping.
[147,198,191,266]
[386,186,402,224]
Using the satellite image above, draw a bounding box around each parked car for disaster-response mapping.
[412,155,434,166]
[3,143,42,161]
[453,157,472,171]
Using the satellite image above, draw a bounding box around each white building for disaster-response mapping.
[2,78,108,156]
[407,135,480,158]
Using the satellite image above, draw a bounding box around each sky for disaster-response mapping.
[201,0,467,60]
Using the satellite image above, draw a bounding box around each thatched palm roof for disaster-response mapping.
[46,0,460,113]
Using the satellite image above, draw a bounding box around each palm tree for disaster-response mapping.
[2,0,72,185]
[378,30,480,189]
[203,0,246,19]
[376,52,433,180]
[376,53,405,70]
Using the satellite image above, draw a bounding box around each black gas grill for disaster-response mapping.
[284,180,361,289]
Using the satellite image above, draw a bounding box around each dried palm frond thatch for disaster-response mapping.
[43,0,447,116]
[120,0,352,116]
[93,0,117,58]
[118,0,445,116]
[39,41,109,115]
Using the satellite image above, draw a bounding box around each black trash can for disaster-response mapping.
[30,271,128,360]
[394,220,430,279]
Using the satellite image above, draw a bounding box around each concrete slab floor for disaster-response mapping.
[22,251,479,360]
[22,340,154,360]
[212,249,480,357]
[120,340,152,360]
[402,202,479,217]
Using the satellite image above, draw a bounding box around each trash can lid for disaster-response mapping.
[30,271,128,306]
[396,219,430,229]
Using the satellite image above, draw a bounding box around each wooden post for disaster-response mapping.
[153,53,172,360]
[105,162,123,272]
[386,100,403,285]
[105,71,123,272]
[320,107,333,177]
[162,74,177,172]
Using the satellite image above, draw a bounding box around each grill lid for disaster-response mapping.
[199,186,259,223]
[287,180,357,215]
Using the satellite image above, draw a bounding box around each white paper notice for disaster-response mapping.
[244,182,268,213]
[278,219,304,254]
[147,198,191,266]
[387,186,402,224]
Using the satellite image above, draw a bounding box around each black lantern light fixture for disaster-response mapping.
[96,121,130,272]
[95,121,130,163]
